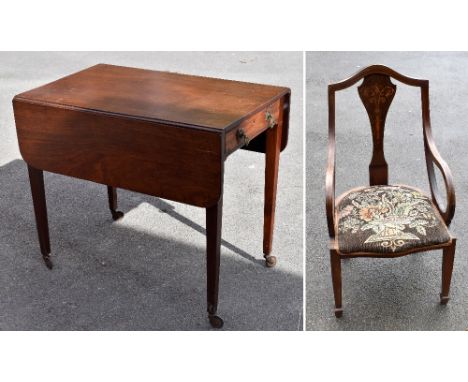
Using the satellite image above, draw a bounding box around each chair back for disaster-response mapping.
[328,64,428,185]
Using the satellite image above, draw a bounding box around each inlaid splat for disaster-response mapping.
[358,74,396,185]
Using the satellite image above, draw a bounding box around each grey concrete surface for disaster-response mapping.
[0,52,303,330]
[306,52,468,330]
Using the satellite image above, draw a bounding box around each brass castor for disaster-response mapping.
[43,255,53,270]
[440,294,450,305]
[334,308,343,318]
[208,315,224,329]
[265,255,277,268]
[111,210,124,221]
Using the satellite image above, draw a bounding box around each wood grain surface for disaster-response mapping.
[15,63,289,131]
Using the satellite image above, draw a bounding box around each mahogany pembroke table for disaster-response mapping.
[12,64,291,328]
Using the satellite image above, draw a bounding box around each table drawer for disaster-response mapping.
[225,99,281,156]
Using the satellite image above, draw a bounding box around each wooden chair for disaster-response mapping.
[326,65,456,317]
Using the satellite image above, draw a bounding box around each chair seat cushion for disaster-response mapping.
[336,185,451,254]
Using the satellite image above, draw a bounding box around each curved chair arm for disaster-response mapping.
[326,87,336,238]
[421,83,456,226]
[424,127,456,225]
[325,139,336,238]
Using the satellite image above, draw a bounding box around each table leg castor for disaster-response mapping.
[440,293,450,305]
[43,254,53,270]
[334,308,343,318]
[208,314,224,329]
[264,255,277,268]
[111,210,124,221]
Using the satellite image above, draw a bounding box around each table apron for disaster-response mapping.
[14,101,224,208]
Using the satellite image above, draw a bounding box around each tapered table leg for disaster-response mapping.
[107,186,124,220]
[27,165,52,269]
[206,198,223,328]
[263,118,282,268]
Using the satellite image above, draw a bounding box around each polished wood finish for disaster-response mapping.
[14,101,224,208]
[27,165,52,269]
[441,238,456,304]
[358,74,396,185]
[16,64,289,130]
[263,97,285,267]
[330,249,342,318]
[326,65,456,316]
[206,198,223,328]
[107,186,124,221]
[244,93,291,154]
[13,64,291,328]
[225,98,282,156]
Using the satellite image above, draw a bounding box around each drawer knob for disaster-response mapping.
[236,128,250,146]
[265,111,277,129]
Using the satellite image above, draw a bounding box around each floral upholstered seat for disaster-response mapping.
[336,185,451,254]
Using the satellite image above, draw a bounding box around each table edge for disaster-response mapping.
[13,88,290,133]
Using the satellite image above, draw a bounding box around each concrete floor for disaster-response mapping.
[306,52,468,330]
[0,52,303,330]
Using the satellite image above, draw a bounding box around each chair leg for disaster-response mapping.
[440,239,456,305]
[27,165,53,269]
[107,186,124,220]
[330,249,343,317]
[206,198,223,329]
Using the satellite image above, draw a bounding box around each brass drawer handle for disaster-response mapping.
[266,111,277,129]
[236,128,250,146]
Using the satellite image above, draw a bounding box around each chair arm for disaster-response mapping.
[325,132,336,238]
[424,129,456,225]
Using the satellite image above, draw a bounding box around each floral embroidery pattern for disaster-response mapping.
[338,186,440,252]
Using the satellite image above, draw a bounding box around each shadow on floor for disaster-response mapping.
[0,159,302,330]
